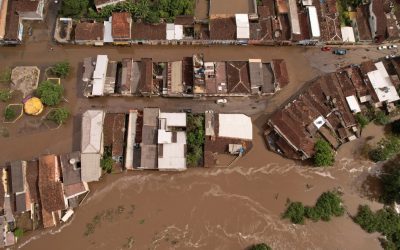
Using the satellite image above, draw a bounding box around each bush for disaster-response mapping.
[374,111,390,126]
[381,163,400,204]
[0,89,11,102]
[249,243,272,250]
[392,119,400,135]
[313,139,335,167]
[355,113,370,129]
[47,108,70,125]
[4,107,16,121]
[13,228,23,238]
[51,62,71,78]
[186,114,205,167]
[61,0,88,17]
[101,155,113,173]
[354,205,377,233]
[283,201,305,224]
[369,136,400,162]
[36,80,64,106]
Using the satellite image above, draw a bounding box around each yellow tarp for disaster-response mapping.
[24,97,43,115]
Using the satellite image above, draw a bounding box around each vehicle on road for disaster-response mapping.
[216,99,227,104]
[321,47,331,51]
[389,45,398,49]
[333,49,347,55]
[378,45,388,50]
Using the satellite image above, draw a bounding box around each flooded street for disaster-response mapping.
[0,25,389,249]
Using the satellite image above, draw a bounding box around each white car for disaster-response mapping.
[216,99,227,104]
[378,45,388,50]
[389,45,398,49]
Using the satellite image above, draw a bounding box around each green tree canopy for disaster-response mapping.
[313,140,335,167]
[283,201,305,224]
[374,111,390,126]
[61,0,88,17]
[355,113,369,129]
[51,62,71,78]
[4,106,16,121]
[381,162,400,204]
[0,89,11,102]
[392,119,400,135]
[48,108,70,125]
[369,136,400,162]
[36,80,64,106]
[249,243,272,250]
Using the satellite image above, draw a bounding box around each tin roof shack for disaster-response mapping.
[226,61,251,95]
[81,110,105,183]
[265,72,360,160]
[341,26,356,43]
[365,61,400,107]
[158,113,187,171]
[60,152,89,208]
[3,0,44,44]
[38,155,66,228]
[74,22,104,46]
[209,0,258,20]
[140,108,159,170]
[112,12,132,44]
[355,5,373,41]
[369,0,387,43]
[103,113,126,172]
[204,111,253,167]
[125,110,139,170]
[8,161,31,214]
[10,66,40,98]
[95,0,125,10]
[138,58,156,96]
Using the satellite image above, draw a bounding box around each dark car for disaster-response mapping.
[333,49,347,55]
[180,109,192,113]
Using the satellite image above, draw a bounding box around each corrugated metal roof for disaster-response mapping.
[81,110,105,154]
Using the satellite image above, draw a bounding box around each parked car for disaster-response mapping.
[180,109,192,113]
[321,46,331,51]
[389,45,398,49]
[378,45,388,50]
[333,49,347,55]
[216,99,227,104]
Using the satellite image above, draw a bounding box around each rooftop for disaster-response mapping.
[226,61,251,94]
[112,12,131,40]
[209,0,256,17]
[218,114,252,140]
[74,22,104,41]
[131,23,166,40]
[209,18,236,40]
[9,161,24,194]
[60,152,82,186]
[81,110,105,154]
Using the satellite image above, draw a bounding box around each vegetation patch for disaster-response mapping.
[186,114,205,167]
[3,104,22,123]
[249,243,272,250]
[13,228,24,238]
[337,0,362,26]
[47,107,70,125]
[0,68,11,83]
[36,80,64,106]
[313,139,335,167]
[380,160,400,204]
[283,191,344,224]
[50,61,71,78]
[354,205,400,249]
[374,110,391,126]
[368,136,400,162]
[355,113,370,129]
[101,147,113,173]
[0,89,12,102]
[392,119,400,135]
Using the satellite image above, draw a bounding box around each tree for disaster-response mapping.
[381,163,400,204]
[36,80,64,106]
[47,108,70,125]
[369,136,400,162]
[0,89,11,102]
[61,0,88,17]
[374,111,390,125]
[283,201,305,224]
[4,107,16,121]
[313,191,344,221]
[51,62,71,78]
[392,119,400,135]
[134,0,150,19]
[354,205,377,233]
[13,228,23,238]
[355,113,369,129]
[249,243,272,250]
[313,140,335,167]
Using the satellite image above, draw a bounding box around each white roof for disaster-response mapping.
[103,18,114,43]
[125,111,137,170]
[158,143,186,171]
[289,0,301,34]
[235,14,250,39]
[81,153,102,182]
[166,23,175,40]
[313,116,326,129]
[341,26,355,42]
[367,62,400,103]
[81,110,105,154]
[92,55,108,96]
[174,25,183,40]
[302,0,313,5]
[159,112,187,127]
[158,129,172,144]
[307,6,320,38]
[218,114,252,140]
[346,95,361,113]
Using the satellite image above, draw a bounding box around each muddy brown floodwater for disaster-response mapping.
[0,24,388,250]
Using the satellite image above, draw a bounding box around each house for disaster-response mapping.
[94,0,125,10]
[209,0,258,20]
[25,160,40,218]
[272,59,289,89]
[3,0,45,44]
[226,61,251,95]
[140,108,159,169]
[103,113,126,172]
[60,152,89,208]
[166,23,183,40]
[125,110,138,170]
[74,22,104,46]
[131,23,166,42]
[288,0,301,37]
[8,161,30,214]
[355,5,372,42]
[158,112,187,171]
[249,59,263,94]
[91,55,109,96]
[306,6,320,39]
[111,12,131,44]
[38,155,66,228]
[369,0,387,42]
[166,61,183,95]
[218,114,253,141]
[0,0,9,40]
[209,18,236,40]
[138,58,155,96]
[81,110,105,182]
[235,14,250,40]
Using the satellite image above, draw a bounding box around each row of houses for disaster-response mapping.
[82,54,289,97]
[265,57,400,160]
[0,153,89,246]
[80,108,253,181]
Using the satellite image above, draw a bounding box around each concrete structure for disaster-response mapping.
[218,114,252,140]
[125,111,138,170]
[341,26,356,42]
[81,110,105,182]
[166,23,183,40]
[367,62,400,104]
[346,95,362,113]
[306,6,320,39]
[92,55,109,96]
[235,14,250,40]
[288,0,301,35]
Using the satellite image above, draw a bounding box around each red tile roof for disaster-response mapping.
[272,59,289,88]
[210,18,236,40]
[75,22,104,41]
[112,12,131,40]
[131,23,166,40]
